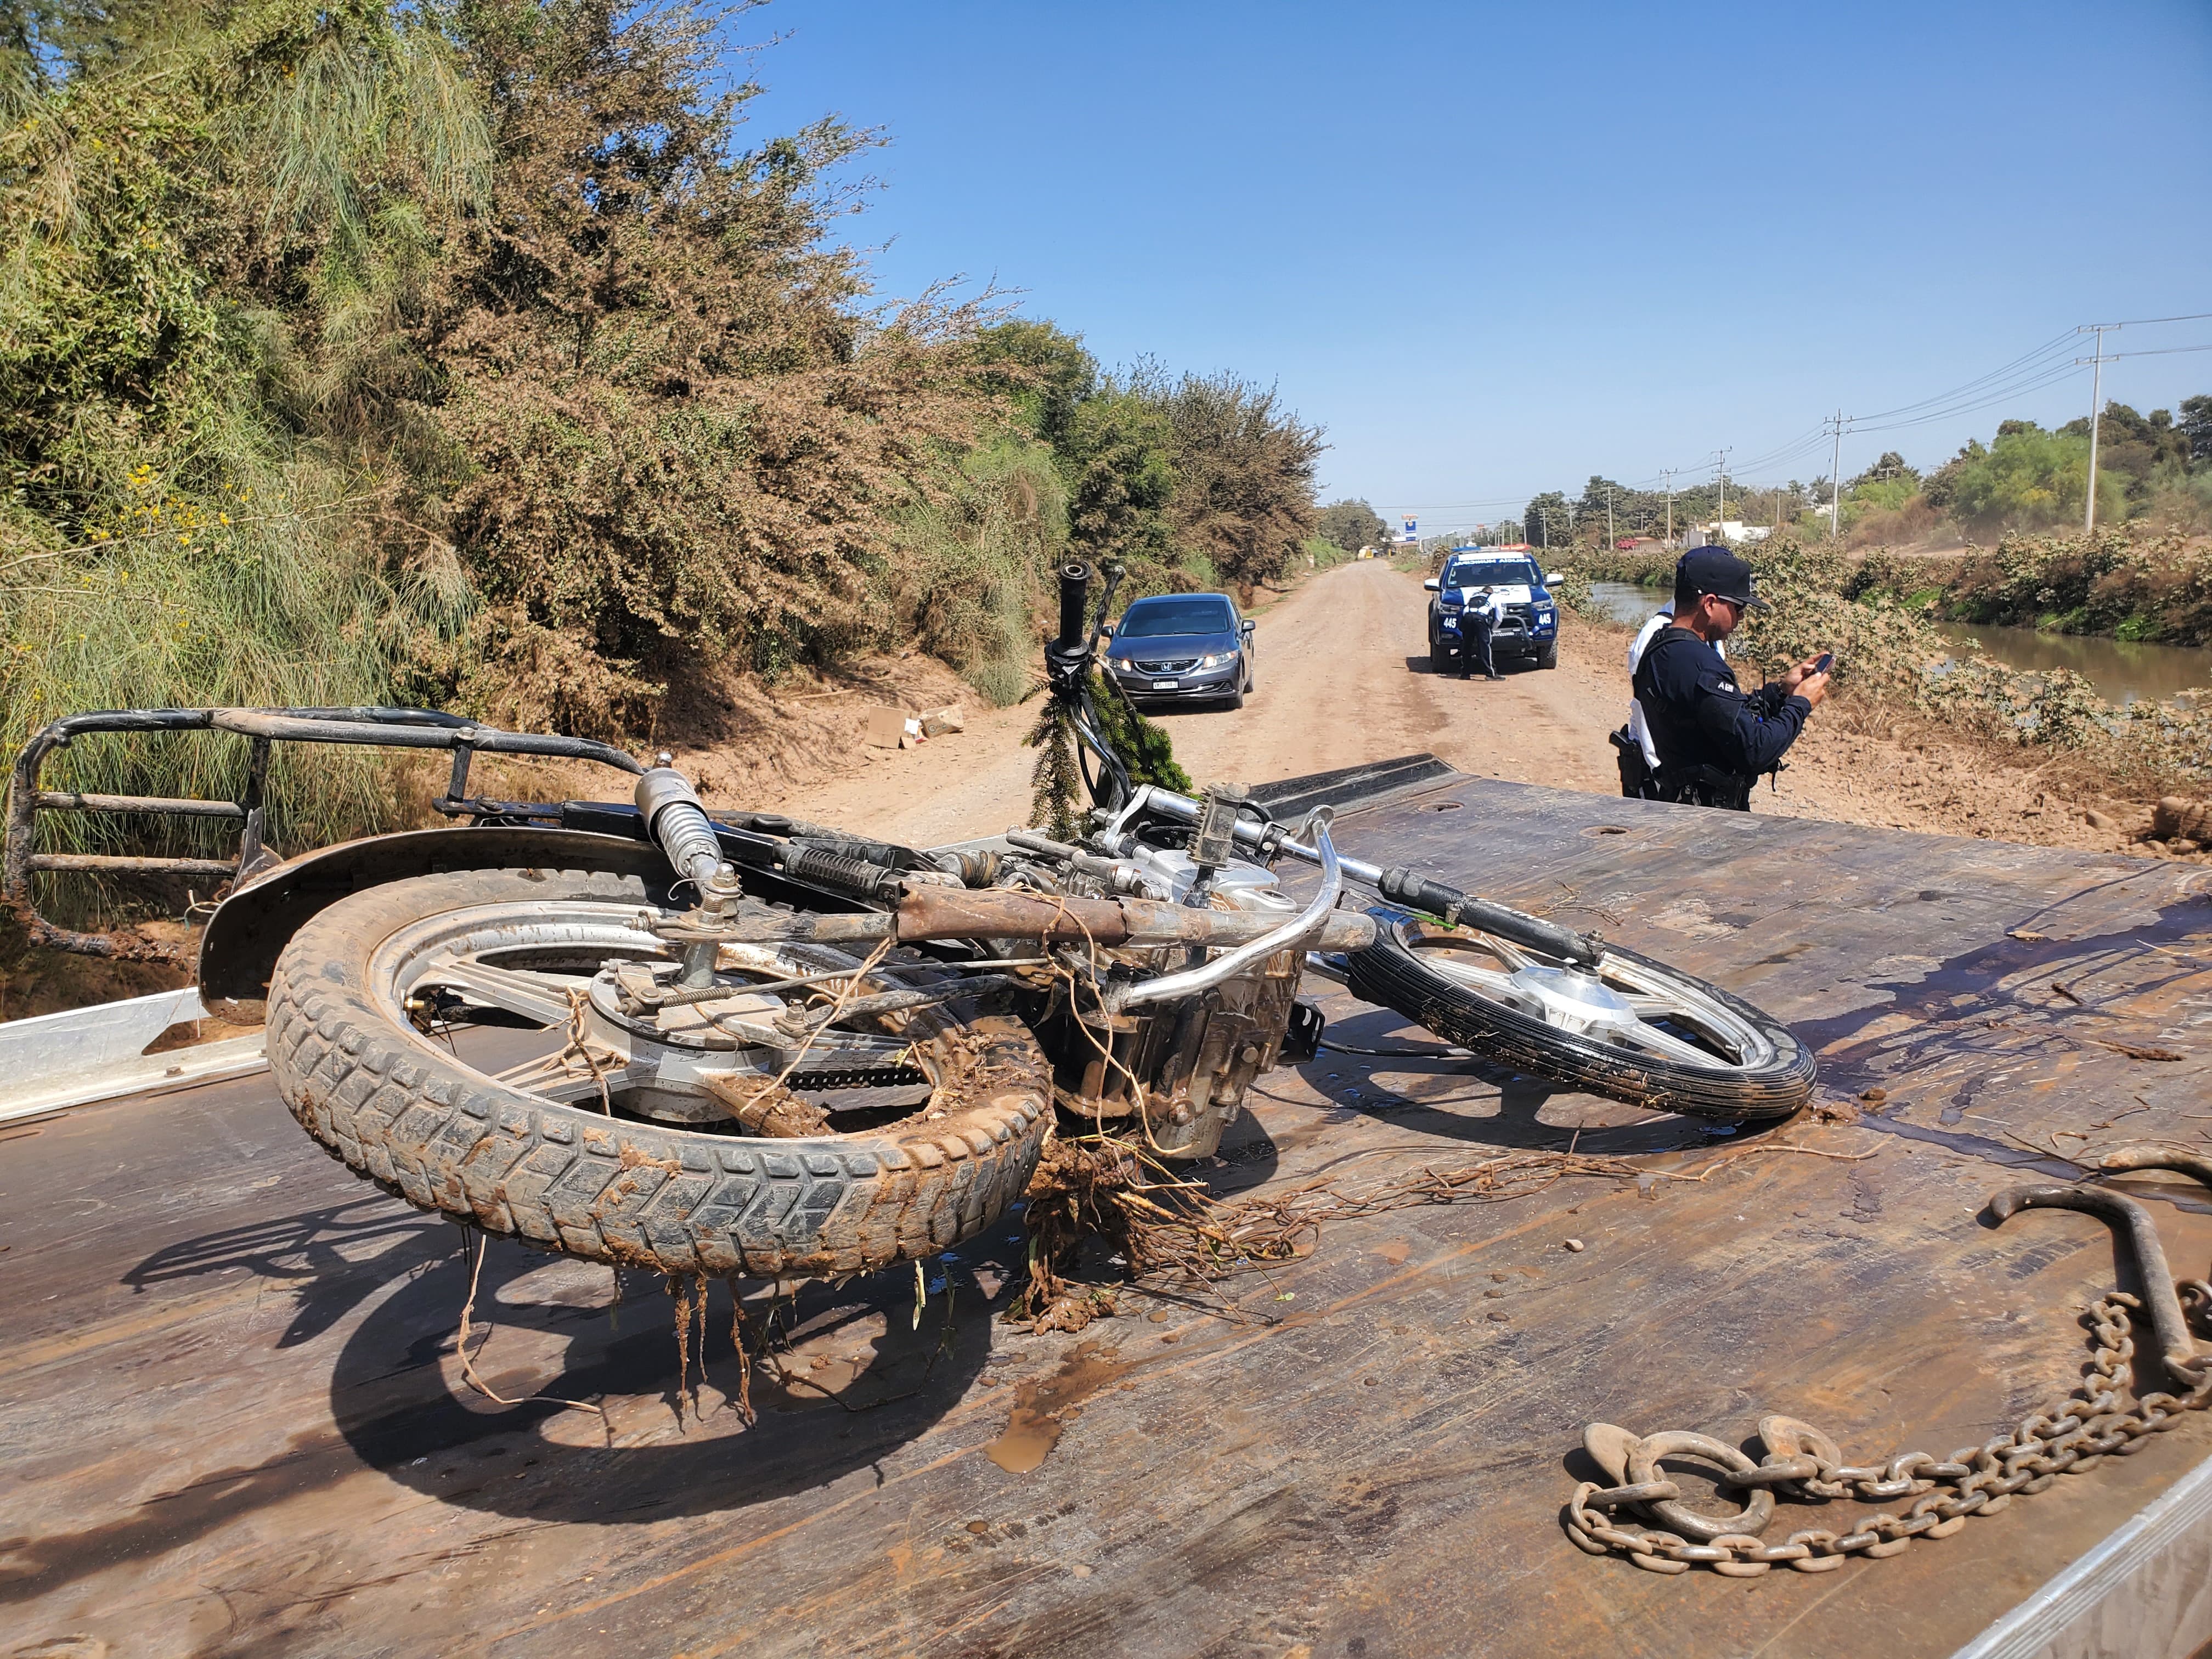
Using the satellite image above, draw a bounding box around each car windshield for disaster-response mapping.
[1117,597,1234,637]
[1444,558,1541,588]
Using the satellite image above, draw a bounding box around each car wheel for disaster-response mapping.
[1431,640,1453,675]
[1223,681,1244,710]
[1537,640,1559,670]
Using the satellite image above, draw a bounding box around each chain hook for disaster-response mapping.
[1988,1181,2204,1386]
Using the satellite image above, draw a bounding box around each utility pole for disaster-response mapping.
[1826,411,1844,543]
[1606,486,1615,549]
[1713,449,1731,543]
[2080,323,2112,534]
[1662,469,1674,545]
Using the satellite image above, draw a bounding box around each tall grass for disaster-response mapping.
[2,460,472,862]
[894,438,1068,707]
[0,5,482,875]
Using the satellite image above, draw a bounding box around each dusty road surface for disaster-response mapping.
[756,559,1627,842]
[749,557,2191,861]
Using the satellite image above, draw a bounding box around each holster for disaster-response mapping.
[1653,763,1756,811]
[1608,727,1660,801]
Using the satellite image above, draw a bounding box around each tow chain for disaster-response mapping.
[1566,1148,2212,1576]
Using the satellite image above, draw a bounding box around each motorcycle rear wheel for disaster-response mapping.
[266,867,1053,1278]
[1349,910,1816,1121]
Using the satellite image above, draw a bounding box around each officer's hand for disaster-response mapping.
[1780,654,1827,692]
[1795,669,1831,709]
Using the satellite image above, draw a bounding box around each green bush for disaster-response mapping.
[0,1,480,860]
[1940,526,2212,644]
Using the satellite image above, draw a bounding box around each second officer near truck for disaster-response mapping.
[1630,546,1830,810]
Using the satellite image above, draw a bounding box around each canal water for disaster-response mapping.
[1581,582,2210,704]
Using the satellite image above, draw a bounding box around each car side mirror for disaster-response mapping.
[1423,578,1440,591]
[1099,620,1115,636]
[1546,571,1563,585]
[1240,618,1255,635]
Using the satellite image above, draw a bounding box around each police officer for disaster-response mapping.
[1630,546,1830,810]
[1462,585,1502,680]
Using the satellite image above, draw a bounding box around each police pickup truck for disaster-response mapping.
[1424,549,1562,673]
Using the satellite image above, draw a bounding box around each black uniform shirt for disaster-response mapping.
[1631,627,1809,778]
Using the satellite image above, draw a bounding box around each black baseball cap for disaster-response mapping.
[1677,545,1769,610]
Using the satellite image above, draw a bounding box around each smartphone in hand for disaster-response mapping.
[1813,652,1835,675]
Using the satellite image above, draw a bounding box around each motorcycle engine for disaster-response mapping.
[1001,827,1307,1161]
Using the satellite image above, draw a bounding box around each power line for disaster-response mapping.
[1386,315,2208,519]
[1848,330,2076,424]
[2074,342,2212,362]
[1848,360,2086,434]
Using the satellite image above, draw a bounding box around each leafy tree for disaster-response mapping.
[2179,394,2212,462]
[1945,423,2126,529]
[1316,496,1385,554]
[1575,475,1628,535]
[1524,491,1571,549]
[1056,384,1176,568]
[2061,402,2194,486]
[1920,445,1978,511]
[1154,369,1324,591]
[1848,452,1919,491]
[971,319,1096,448]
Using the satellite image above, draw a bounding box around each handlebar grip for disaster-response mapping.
[1376,867,1598,966]
[1057,561,1091,651]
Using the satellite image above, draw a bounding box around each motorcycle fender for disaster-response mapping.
[196,826,676,1014]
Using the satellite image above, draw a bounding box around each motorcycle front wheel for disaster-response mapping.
[1348,910,1816,1121]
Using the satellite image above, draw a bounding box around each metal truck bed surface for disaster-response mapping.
[3,771,2209,1658]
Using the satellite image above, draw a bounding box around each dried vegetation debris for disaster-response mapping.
[1008,1129,1876,1331]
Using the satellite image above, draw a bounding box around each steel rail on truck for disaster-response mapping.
[3,706,647,961]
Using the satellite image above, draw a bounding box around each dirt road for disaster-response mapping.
[758,559,1628,842]
[755,556,2188,859]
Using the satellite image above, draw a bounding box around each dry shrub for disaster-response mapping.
[1845,493,1942,549]
[422,0,997,736]
[1150,369,1325,591]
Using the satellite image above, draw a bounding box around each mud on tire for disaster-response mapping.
[266,868,1053,1278]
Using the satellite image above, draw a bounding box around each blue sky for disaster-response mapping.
[732,1,2212,525]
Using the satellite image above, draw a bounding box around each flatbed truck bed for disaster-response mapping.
[4,770,2209,1658]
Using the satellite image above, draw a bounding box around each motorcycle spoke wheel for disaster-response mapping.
[266,867,1053,1278]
